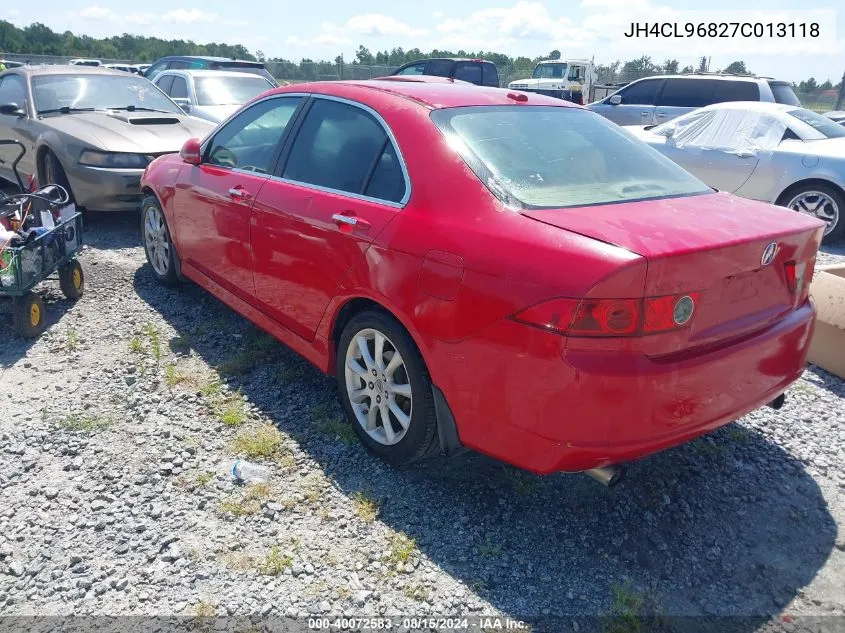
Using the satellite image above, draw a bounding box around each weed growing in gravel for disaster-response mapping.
[277,361,307,384]
[165,364,189,387]
[218,329,280,375]
[477,537,503,558]
[258,546,293,575]
[352,491,380,523]
[194,471,215,486]
[194,600,216,619]
[65,325,79,351]
[694,439,728,457]
[311,405,358,444]
[218,399,249,427]
[606,582,645,633]
[128,336,143,354]
[403,583,430,601]
[54,412,112,434]
[232,424,284,458]
[504,468,541,495]
[727,426,751,444]
[217,498,261,517]
[388,532,417,565]
[144,323,162,362]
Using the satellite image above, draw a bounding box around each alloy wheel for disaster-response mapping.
[787,190,839,236]
[344,328,413,446]
[144,205,171,276]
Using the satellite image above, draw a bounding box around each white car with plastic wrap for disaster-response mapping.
[627,101,845,243]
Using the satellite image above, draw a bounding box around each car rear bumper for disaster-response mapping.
[430,301,815,474]
[67,165,145,212]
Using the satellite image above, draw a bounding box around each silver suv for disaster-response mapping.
[588,74,801,126]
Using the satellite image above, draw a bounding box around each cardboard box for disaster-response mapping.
[807,264,845,379]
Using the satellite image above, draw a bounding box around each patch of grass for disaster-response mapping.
[218,329,280,375]
[477,537,503,558]
[194,600,216,619]
[165,364,190,388]
[232,424,284,458]
[128,336,143,354]
[258,546,293,575]
[217,497,262,517]
[144,323,162,362]
[55,412,112,434]
[310,404,330,421]
[194,471,215,486]
[276,362,307,384]
[504,468,541,494]
[403,583,430,601]
[219,399,249,427]
[694,440,728,457]
[352,491,380,523]
[66,325,79,351]
[605,582,645,633]
[388,532,417,565]
[199,380,223,398]
[317,417,358,445]
[727,426,751,444]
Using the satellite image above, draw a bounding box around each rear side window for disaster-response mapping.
[769,82,801,106]
[283,98,406,202]
[658,78,717,108]
[712,80,759,102]
[481,63,499,87]
[431,106,710,209]
[616,79,663,105]
[168,61,190,70]
[454,63,482,85]
[169,76,188,99]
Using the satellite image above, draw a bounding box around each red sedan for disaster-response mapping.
[140,77,824,482]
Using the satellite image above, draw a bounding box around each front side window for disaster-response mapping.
[427,60,453,77]
[615,79,662,105]
[396,63,426,76]
[196,75,273,106]
[432,106,710,209]
[155,75,174,95]
[533,63,567,79]
[169,76,189,100]
[205,96,302,173]
[568,66,583,81]
[282,98,405,202]
[32,74,181,114]
[0,75,27,107]
[712,80,759,102]
[787,108,845,139]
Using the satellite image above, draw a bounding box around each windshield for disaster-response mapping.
[532,63,568,79]
[431,106,710,209]
[195,75,273,106]
[787,108,845,139]
[769,82,801,106]
[33,74,181,114]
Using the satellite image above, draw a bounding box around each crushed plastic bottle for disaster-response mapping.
[224,459,270,483]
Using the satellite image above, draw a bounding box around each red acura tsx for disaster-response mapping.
[140,77,824,481]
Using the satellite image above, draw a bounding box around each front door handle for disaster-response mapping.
[655,112,667,118]
[332,213,370,231]
[228,187,251,200]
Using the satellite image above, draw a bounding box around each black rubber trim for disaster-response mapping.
[432,385,466,457]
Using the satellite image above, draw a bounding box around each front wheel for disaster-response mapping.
[13,291,46,338]
[141,195,178,285]
[780,184,844,244]
[59,260,84,300]
[336,310,439,466]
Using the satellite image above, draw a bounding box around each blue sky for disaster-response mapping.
[3,0,843,82]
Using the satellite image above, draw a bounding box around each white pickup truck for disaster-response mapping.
[508,59,615,104]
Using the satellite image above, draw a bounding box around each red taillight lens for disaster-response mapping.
[785,258,814,303]
[513,293,698,337]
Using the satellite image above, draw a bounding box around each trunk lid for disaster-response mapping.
[522,192,825,355]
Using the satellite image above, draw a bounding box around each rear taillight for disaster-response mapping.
[512,293,698,337]
[785,258,814,304]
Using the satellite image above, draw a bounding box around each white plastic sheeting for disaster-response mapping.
[656,108,787,156]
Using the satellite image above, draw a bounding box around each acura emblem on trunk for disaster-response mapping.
[761,242,778,266]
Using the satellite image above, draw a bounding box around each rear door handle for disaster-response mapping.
[228,187,251,200]
[655,112,668,118]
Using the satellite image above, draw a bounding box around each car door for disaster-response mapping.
[172,95,305,301]
[654,78,717,124]
[250,96,407,340]
[590,78,664,126]
[0,74,36,184]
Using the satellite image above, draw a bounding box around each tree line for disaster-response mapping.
[1,20,841,92]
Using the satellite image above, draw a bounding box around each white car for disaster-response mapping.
[68,58,102,67]
[627,101,845,243]
[151,69,275,124]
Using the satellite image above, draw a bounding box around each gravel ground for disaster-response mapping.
[1,213,844,632]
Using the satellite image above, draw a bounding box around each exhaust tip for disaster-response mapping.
[584,465,626,487]
[767,394,786,410]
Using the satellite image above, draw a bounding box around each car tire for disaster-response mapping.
[41,150,74,203]
[336,309,439,466]
[140,195,179,286]
[778,183,844,245]
[58,259,85,300]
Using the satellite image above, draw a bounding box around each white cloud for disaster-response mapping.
[79,5,114,20]
[434,2,571,41]
[341,14,427,38]
[432,11,445,19]
[163,9,215,24]
[314,33,353,47]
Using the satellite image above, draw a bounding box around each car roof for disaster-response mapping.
[634,74,765,83]
[8,65,129,77]
[271,78,580,110]
[156,69,273,79]
[156,55,261,64]
[399,58,494,65]
[701,101,798,113]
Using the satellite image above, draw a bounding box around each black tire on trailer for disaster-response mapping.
[59,259,84,300]
[12,291,46,338]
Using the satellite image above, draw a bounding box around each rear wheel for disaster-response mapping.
[59,260,84,300]
[336,310,439,466]
[779,183,844,244]
[13,291,45,338]
[141,195,179,285]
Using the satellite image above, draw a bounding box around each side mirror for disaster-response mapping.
[0,102,25,117]
[172,98,191,113]
[180,138,202,165]
[608,94,622,105]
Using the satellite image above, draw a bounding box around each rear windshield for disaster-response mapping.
[431,106,710,208]
[210,62,276,84]
[769,82,801,106]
